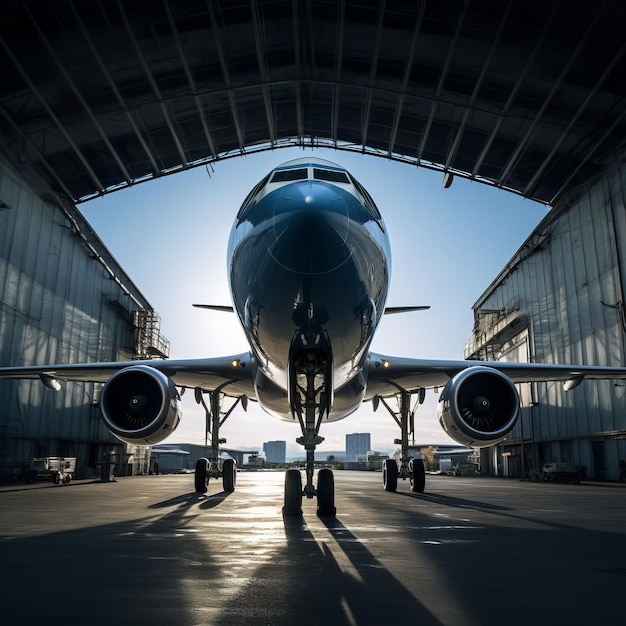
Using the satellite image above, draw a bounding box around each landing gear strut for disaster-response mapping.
[373,387,426,493]
[283,336,336,516]
[193,385,246,494]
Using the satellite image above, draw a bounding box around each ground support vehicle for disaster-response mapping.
[542,462,582,483]
[24,457,76,485]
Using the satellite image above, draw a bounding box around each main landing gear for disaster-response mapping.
[283,336,336,517]
[192,385,247,494]
[374,387,426,494]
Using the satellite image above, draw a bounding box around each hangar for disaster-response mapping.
[0,1,625,480]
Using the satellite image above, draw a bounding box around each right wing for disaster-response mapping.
[365,353,626,398]
[365,353,626,447]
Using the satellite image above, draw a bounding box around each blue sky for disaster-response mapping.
[81,147,549,455]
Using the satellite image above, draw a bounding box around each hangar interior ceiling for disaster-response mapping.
[0,0,624,206]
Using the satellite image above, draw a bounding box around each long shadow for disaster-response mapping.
[397,489,511,512]
[386,481,626,625]
[3,476,624,625]
[2,503,219,625]
[209,513,445,626]
[148,490,232,511]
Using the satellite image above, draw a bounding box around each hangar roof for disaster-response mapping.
[0,0,624,206]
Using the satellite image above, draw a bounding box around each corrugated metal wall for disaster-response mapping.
[469,155,626,480]
[0,162,154,480]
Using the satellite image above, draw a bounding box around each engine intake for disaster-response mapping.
[100,365,181,445]
[437,366,520,447]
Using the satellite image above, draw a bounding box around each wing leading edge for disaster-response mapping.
[365,353,626,399]
[0,353,256,397]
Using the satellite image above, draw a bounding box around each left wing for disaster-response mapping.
[0,353,256,397]
[365,352,626,398]
[0,354,256,446]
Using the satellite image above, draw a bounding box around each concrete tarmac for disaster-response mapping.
[1,471,625,626]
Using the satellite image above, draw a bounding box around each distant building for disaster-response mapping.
[263,440,286,464]
[346,433,371,462]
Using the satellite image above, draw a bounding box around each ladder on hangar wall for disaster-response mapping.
[133,310,170,359]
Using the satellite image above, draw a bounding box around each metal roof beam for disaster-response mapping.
[388,2,425,156]
[444,2,512,171]
[0,37,104,195]
[331,0,345,142]
[162,0,218,159]
[416,0,470,163]
[292,0,303,139]
[117,0,187,167]
[551,107,626,205]
[250,0,276,144]
[361,0,385,147]
[471,4,557,180]
[68,2,160,177]
[524,40,626,198]
[24,3,132,186]
[206,0,244,151]
[497,5,604,190]
[0,104,76,199]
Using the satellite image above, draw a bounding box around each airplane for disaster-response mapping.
[3,156,626,516]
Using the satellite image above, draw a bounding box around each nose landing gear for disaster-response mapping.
[284,338,336,517]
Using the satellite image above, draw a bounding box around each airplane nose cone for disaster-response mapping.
[270,182,352,274]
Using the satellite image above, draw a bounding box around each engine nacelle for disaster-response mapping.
[100,365,182,445]
[436,366,520,448]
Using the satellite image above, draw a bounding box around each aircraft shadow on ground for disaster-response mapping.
[148,490,232,511]
[3,480,625,626]
[397,488,511,512]
[209,514,445,626]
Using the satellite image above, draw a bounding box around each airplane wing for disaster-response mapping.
[383,306,430,314]
[192,304,235,313]
[0,353,256,397]
[365,352,626,398]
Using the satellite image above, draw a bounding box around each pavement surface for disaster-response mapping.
[1,471,625,625]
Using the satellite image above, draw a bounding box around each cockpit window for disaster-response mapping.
[350,175,382,221]
[313,168,350,183]
[270,168,308,183]
[236,173,270,220]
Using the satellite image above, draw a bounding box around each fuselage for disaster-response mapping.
[227,158,391,421]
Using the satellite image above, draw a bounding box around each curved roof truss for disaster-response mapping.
[0,0,624,206]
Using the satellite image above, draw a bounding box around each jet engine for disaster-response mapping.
[99,365,181,445]
[436,366,520,447]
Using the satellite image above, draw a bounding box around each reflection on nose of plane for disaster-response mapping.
[270,183,352,274]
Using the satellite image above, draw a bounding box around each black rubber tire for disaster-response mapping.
[282,469,303,516]
[194,457,209,493]
[410,458,426,493]
[383,459,398,492]
[222,458,236,492]
[316,468,336,517]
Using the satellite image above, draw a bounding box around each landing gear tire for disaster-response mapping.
[195,457,209,494]
[383,459,398,492]
[282,469,303,516]
[316,468,336,517]
[222,458,236,492]
[409,458,426,493]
